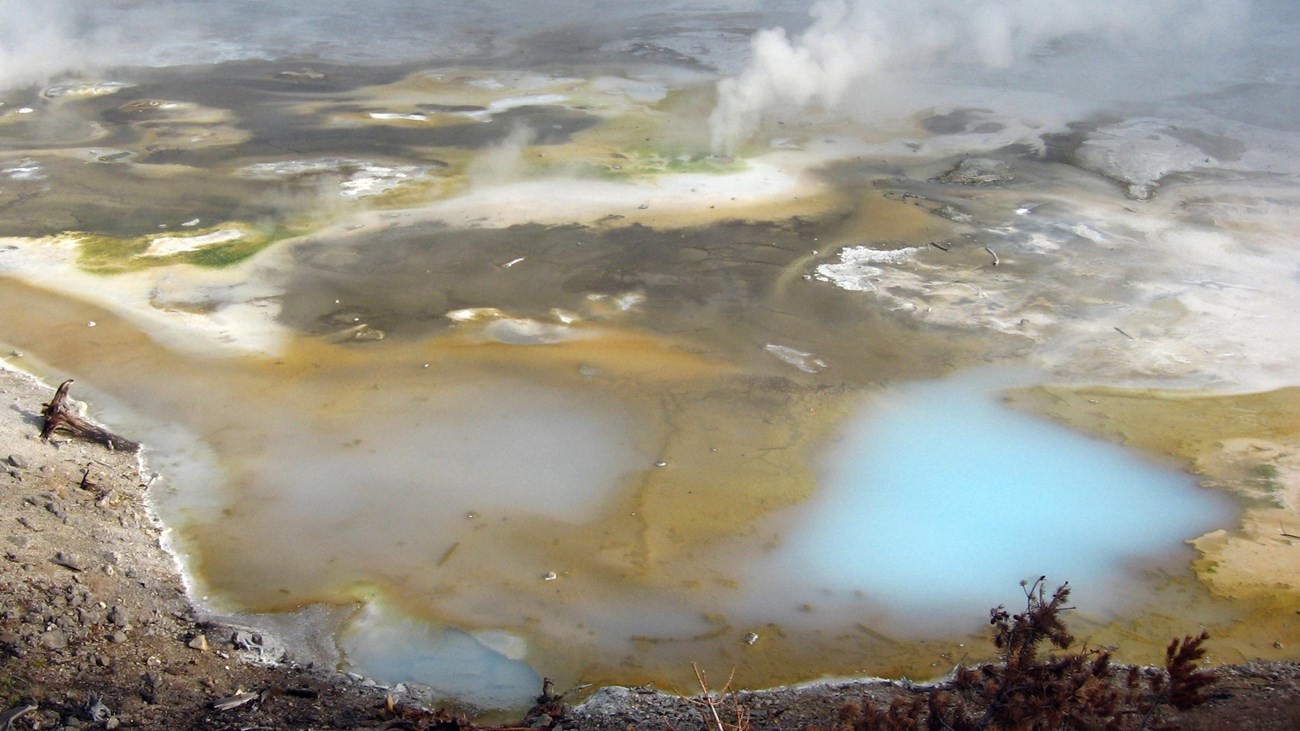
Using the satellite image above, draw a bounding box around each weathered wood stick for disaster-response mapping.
[984,246,1000,266]
[0,703,38,731]
[41,379,141,453]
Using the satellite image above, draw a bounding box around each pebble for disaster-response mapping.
[52,552,86,572]
[6,454,27,469]
[187,633,209,651]
[108,605,130,628]
[109,630,127,644]
[39,628,68,650]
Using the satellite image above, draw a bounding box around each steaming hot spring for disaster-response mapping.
[0,0,1297,711]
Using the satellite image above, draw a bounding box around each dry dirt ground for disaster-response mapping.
[1,365,1297,730]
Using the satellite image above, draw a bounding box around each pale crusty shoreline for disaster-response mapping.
[0,363,437,729]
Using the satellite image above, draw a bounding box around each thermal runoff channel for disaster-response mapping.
[1,0,1297,712]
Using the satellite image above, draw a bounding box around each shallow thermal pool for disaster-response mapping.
[745,368,1236,630]
[306,367,1236,705]
[2,0,1298,713]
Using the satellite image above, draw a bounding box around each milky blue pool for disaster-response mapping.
[753,369,1235,629]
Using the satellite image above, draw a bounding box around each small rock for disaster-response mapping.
[6,454,27,469]
[108,605,130,628]
[40,628,68,650]
[744,632,760,646]
[542,571,558,582]
[52,552,85,572]
[187,633,209,651]
[109,630,127,644]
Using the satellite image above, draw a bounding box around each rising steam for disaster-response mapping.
[709,0,1251,155]
[0,0,110,89]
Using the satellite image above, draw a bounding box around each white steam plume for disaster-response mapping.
[468,124,539,186]
[0,0,110,89]
[709,0,1251,155]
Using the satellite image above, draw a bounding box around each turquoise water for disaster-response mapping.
[752,369,1235,629]
[339,602,542,710]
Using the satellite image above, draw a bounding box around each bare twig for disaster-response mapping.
[984,246,1000,266]
[41,379,140,452]
[690,664,749,731]
[210,691,259,711]
[1114,326,1136,340]
[0,704,37,731]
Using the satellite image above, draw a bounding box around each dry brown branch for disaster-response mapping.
[691,663,750,731]
[40,379,140,452]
